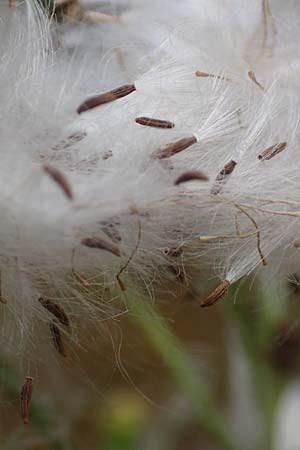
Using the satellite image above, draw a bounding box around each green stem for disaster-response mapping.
[123,292,242,450]
[230,283,280,450]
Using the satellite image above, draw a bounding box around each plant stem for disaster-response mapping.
[230,282,280,450]
[123,292,242,450]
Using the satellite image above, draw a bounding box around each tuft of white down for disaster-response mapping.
[1,0,300,353]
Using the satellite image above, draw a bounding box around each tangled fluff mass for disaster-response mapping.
[1,0,300,353]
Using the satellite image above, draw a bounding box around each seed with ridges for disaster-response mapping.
[39,297,69,327]
[164,245,183,257]
[81,236,121,257]
[20,376,33,424]
[135,117,175,129]
[50,322,67,357]
[153,136,197,160]
[77,84,136,114]
[211,160,237,195]
[201,280,230,307]
[258,142,287,160]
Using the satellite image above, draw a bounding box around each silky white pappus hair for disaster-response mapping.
[1,0,300,356]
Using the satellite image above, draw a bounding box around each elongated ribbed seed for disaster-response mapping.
[20,376,33,424]
[201,280,230,307]
[81,236,121,257]
[153,136,197,159]
[135,117,175,129]
[50,322,67,357]
[39,298,69,327]
[195,71,230,81]
[77,84,136,114]
[163,245,183,257]
[211,160,237,195]
[258,142,287,160]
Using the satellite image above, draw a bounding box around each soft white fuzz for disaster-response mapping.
[1,0,300,349]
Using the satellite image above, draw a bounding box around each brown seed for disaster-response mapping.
[39,298,70,327]
[258,142,287,160]
[20,376,33,424]
[288,274,300,293]
[248,70,264,90]
[57,0,82,21]
[103,150,113,160]
[195,71,213,78]
[163,245,183,257]
[77,84,136,114]
[200,280,230,307]
[81,236,121,257]
[153,136,197,160]
[101,221,122,243]
[168,264,185,283]
[175,170,209,185]
[195,71,230,81]
[43,165,73,200]
[211,160,237,195]
[67,131,87,143]
[0,272,7,304]
[135,117,175,129]
[116,274,127,292]
[50,322,67,357]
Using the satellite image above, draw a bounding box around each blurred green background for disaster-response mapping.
[1,277,300,450]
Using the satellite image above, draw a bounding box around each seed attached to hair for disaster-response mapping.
[67,131,87,144]
[81,236,121,257]
[103,150,113,160]
[135,117,175,129]
[248,70,264,90]
[163,245,183,257]
[258,142,287,160]
[50,322,67,357]
[168,264,185,283]
[43,165,73,200]
[39,298,70,327]
[211,160,237,195]
[101,221,122,243]
[175,170,209,185]
[196,71,214,78]
[195,71,229,81]
[20,376,33,424]
[116,274,127,291]
[153,136,197,160]
[200,280,230,307]
[0,272,7,304]
[77,84,136,114]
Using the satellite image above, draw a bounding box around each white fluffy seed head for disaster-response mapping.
[1,0,300,353]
